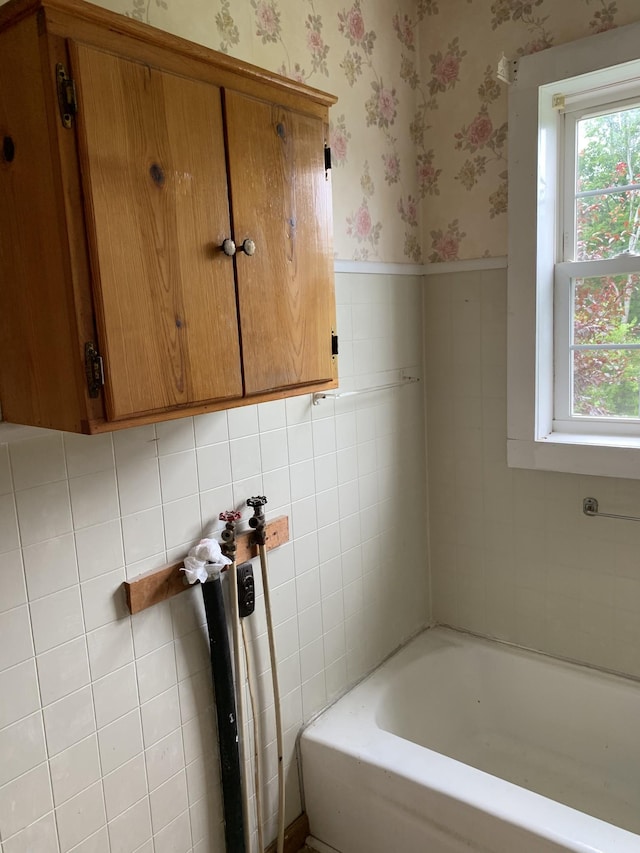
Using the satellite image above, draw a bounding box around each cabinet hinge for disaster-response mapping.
[56,63,78,129]
[324,145,332,173]
[331,332,338,357]
[84,342,104,398]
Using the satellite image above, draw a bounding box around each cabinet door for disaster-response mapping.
[69,42,243,420]
[224,91,336,395]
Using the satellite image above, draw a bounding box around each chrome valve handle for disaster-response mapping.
[221,238,236,256]
[239,238,256,256]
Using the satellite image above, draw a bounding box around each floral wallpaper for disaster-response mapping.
[97,0,422,262]
[15,0,640,261]
[420,0,640,261]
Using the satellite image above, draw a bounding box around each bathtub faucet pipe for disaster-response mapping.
[247,494,286,853]
[218,509,251,853]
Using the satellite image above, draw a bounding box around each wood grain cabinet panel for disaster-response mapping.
[0,0,338,433]
[225,91,335,395]
[70,42,243,420]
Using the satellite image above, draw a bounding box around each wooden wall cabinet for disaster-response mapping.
[0,0,338,433]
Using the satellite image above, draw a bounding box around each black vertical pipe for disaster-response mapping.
[201,577,246,853]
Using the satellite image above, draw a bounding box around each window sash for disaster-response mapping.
[508,20,640,477]
[561,95,640,263]
[554,259,640,431]
[557,99,640,432]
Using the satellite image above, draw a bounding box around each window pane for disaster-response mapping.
[573,348,640,417]
[576,190,640,260]
[576,107,640,261]
[573,274,640,344]
[573,350,640,418]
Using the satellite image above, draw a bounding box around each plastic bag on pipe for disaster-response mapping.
[182,538,231,584]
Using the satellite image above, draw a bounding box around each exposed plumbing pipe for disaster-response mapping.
[241,617,265,853]
[247,496,286,853]
[200,566,246,853]
[220,511,251,853]
[181,538,246,851]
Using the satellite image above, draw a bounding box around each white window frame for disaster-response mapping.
[555,94,640,432]
[508,19,640,479]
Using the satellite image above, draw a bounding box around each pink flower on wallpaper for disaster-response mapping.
[433,54,459,87]
[378,87,396,122]
[332,131,348,164]
[338,0,375,55]
[393,13,415,50]
[346,198,382,253]
[429,220,466,263]
[383,153,400,184]
[347,198,382,261]
[433,234,458,260]
[455,107,498,153]
[354,203,372,238]
[467,112,493,147]
[346,5,365,42]
[307,28,324,54]
[418,161,435,184]
[305,13,329,76]
[330,115,351,166]
[252,0,280,42]
[366,80,398,128]
[428,37,466,95]
[257,3,276,33]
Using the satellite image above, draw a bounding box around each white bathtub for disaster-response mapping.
[300,627,640,853]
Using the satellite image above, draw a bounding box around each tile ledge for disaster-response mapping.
[333,256,507,276]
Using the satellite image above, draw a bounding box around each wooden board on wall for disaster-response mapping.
[124,515,289,615]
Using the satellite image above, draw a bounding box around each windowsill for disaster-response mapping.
[542,430,640,448]
[507,433,640,478]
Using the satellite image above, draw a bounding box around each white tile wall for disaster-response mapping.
[49,735,101,807]
[0,272,427,852]
[37,637,91,706]
[102,754,148,821]
[426,268,640,677]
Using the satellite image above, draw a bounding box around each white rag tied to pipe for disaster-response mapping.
[182,538,231,584]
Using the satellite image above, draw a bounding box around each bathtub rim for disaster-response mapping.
[297,623,640,791]
[301,623,640,743]
[299,624,640,853]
